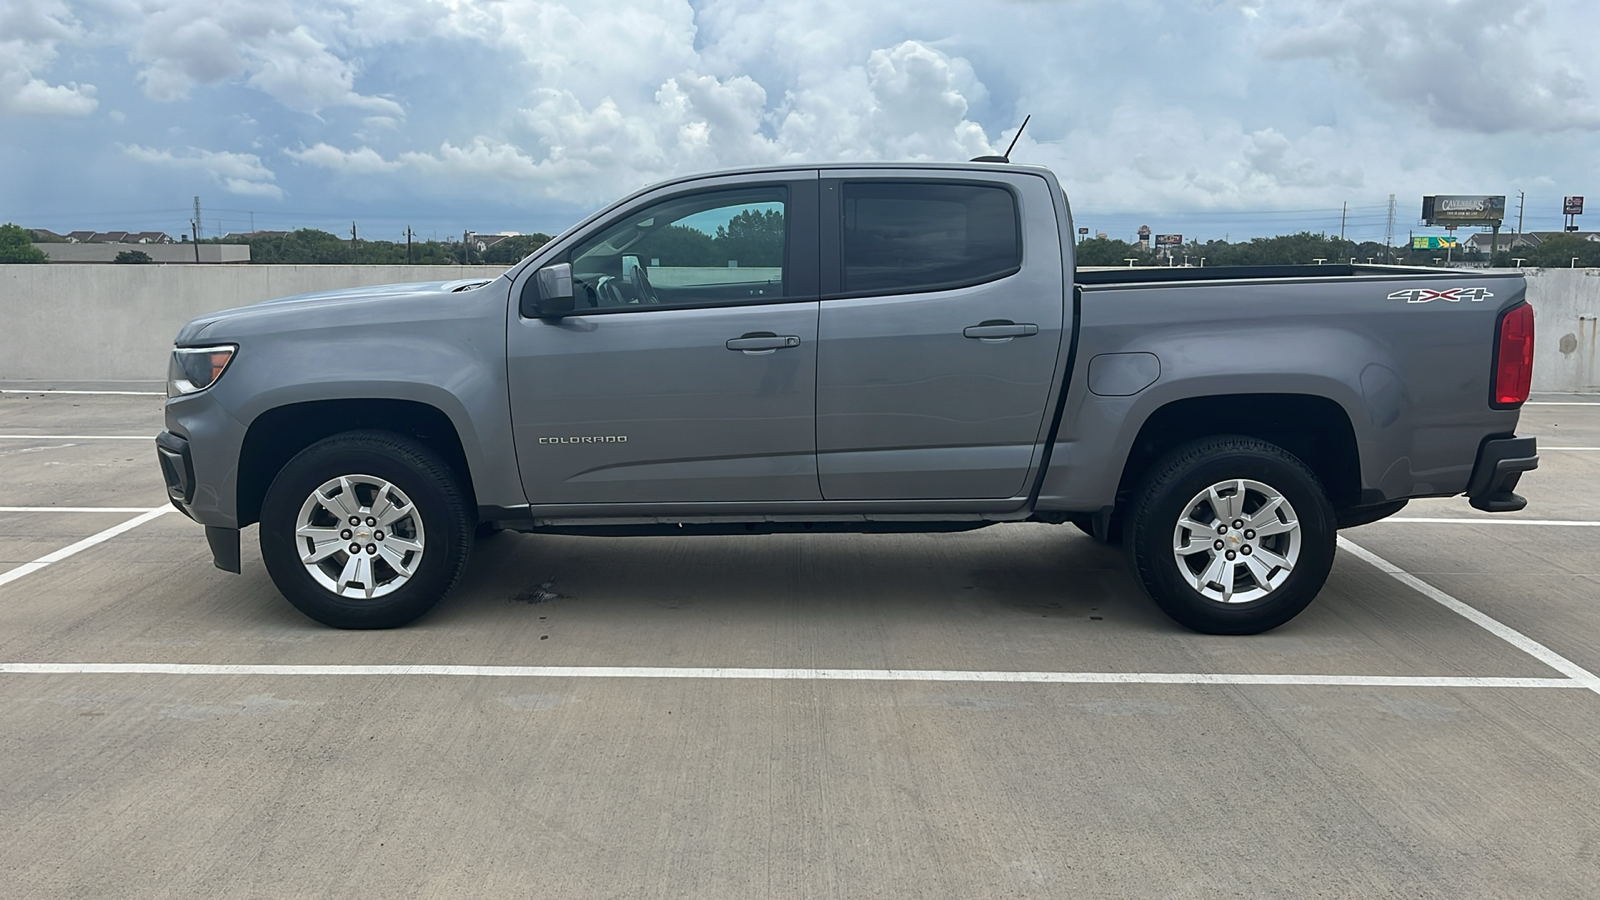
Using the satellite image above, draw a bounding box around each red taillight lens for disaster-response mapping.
[1493,303,1534,406]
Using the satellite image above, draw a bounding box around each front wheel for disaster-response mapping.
[259,431,473,629]
[1124,436,1336,635]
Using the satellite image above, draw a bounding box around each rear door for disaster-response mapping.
[507,174,822,506]
[815,171,1067,500]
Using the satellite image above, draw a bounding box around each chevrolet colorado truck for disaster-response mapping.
[157,162,1538,634]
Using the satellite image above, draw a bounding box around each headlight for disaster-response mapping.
[168,345,237,396]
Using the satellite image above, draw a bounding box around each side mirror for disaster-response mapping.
[522,262,574,317]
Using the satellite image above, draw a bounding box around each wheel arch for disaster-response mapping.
[1114,393,1362,521]
[237,398,476,528]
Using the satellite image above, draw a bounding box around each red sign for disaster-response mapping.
[1565,196,1585,216]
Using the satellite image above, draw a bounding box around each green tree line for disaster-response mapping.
[225,229,553,265]
[1076,229,1600,269]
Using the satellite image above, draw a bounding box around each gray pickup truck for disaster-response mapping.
[157,161,1538,634]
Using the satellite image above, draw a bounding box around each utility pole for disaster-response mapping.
[1340,201,1347,242]
[1516,191,1526,234]
[1384,194,1396,262]
[351,222,359,263]
[406,227,413,265]
[193,196,202,240]
[462,229,472,265]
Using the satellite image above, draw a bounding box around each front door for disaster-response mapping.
[816,174,1066,500]
[508,178,822,506]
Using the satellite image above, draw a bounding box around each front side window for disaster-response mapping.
[841,182,1021,295]
[569,186,788,310]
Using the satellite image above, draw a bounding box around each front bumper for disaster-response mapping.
[157,429,241,573]
[1466,434,1538,512]
[155,430,194,512]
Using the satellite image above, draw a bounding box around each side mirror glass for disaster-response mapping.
[525,262,574,317]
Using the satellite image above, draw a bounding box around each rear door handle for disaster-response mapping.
[726,332,802,352]
[963,320,1039,340]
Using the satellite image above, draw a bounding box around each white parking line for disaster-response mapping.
[1339,536,1600,695]
[0,435,151,441]
[0,507,167,513]
[1542,447,1600,451]
[0,389,163,396]
[1526,402,1600,406]
[0,662,1581,689]
[1386,517,1600,527]
[0,507,174,589]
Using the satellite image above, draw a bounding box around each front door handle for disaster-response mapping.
[726,332,802,353]
[963,320,1039,340]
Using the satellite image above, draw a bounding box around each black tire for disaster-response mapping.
[1124,436,1336,635]
[259,430,473,629]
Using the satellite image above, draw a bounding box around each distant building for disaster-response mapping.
[48,229,176,245]
[222,231,290,241]
[1461,230,1600,255]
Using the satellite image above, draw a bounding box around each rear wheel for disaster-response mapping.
[259,431,472,629]
[1124,436,1335,635]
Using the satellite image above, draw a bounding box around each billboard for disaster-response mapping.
[1154,233,1183,247]
[1423,195,1506,226]
[1411,236,1459,250]
[1566,196,1585,216]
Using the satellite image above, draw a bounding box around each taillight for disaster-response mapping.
[1492,303,1534,407]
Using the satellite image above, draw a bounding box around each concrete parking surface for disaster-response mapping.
[3,387,1600,898]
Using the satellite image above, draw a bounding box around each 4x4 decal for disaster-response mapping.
[1387,286,1494,304]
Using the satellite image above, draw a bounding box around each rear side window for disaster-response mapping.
[841,182,1021,295]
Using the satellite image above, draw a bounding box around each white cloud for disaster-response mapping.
[287,39,996,205]
[0,0,97,116]
[1261,0,1600,133]
[123,144,284,198]
[285,142,401,174]
[124,0,401,116]
[8,0,1600,238]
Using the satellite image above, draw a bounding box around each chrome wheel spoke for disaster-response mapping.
[384,535,423,555]
[335,553,373,598]
[296,525,346,563]
[1207,480,1243,520]
[1173,478,1302,604]
[1253,516,1298,537]
[1195,552,1229,592]
[377,543,417,577]
[369,482,401,525]
[1245,497,1284,528]
[295,473,425,601]
[315,487,353,520]
[1220,558,1237,602]
[1253,546,1295,574]
[1244,555,1275,587]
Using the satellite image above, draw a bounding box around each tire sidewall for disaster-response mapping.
[260,435,468,628]
[1131,443,1336,634]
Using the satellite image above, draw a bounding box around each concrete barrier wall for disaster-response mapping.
[2,263,1598,391]
[1520,268,1600,394]
[0,265,505,383]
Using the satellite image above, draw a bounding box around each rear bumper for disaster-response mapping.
[1466,435,1538,512]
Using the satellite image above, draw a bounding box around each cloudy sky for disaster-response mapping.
[3,0,1598,246]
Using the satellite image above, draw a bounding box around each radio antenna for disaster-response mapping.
[970,114,1031,163]
[1002,114,1031,160]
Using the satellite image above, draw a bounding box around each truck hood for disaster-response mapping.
[175,276,504,344]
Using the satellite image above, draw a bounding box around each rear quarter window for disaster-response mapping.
[841,181,1021,295]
